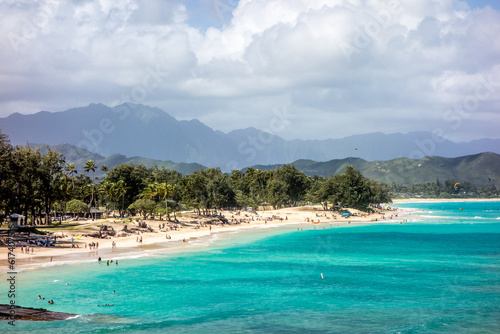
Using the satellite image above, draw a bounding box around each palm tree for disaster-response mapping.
[141,182,175,220]
[100,180,114,214]
[142,182,160,200]
[142,182,160,219]
[84,160,97,220]
[113,180,128,217]
[58,179,73,220]
[65,163,78,189]
[157,182,174,221]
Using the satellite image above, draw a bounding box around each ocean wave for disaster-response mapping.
[108,252,152,260]
[421,215,456,219]
[40,258,97,268]
[190,241,214,246]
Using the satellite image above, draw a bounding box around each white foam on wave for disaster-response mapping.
[421,215,455,219]
[108,252,151,261]
[190,241,213,246]
[39,258,97,268]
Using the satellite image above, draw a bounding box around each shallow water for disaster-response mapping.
[2,201,500,333]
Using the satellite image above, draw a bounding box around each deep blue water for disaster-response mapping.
[2,201,500,333]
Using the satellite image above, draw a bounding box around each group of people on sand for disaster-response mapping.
[88,242,99,250]
[20,245,34,254]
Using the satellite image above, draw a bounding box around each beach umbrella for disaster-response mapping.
[76,234,83,239]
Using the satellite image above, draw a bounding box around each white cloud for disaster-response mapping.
[0,0,499,141]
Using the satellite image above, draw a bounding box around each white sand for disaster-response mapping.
[0,204,412,271]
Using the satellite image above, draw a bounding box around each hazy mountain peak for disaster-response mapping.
[1,103,499,169]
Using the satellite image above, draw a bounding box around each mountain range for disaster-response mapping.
[37,143,203,176]
[250,152,500,189]
[1,103,499,170]
[12,142,500,189]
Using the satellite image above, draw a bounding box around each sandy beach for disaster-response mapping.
[5,198,499,271]
[1,204,409,272]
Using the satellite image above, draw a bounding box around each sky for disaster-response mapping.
[1,0,499,142]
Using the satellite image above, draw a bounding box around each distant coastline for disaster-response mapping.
[393,198,500,203]
[3,199,499,273]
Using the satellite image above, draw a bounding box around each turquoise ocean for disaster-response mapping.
[2,200,500,333]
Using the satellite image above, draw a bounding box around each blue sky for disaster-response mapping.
[185,0,500,30]
[0,0,499,142]
[467,0,500,10]
[184,0,240,29]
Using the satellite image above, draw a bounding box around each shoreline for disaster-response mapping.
[393,198,500,203]
[4,198,498,272]
[1,205,406,272]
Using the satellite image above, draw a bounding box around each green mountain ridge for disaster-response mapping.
[37,143,499,189]
[38,143,204,176]
[250,153,500,189]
